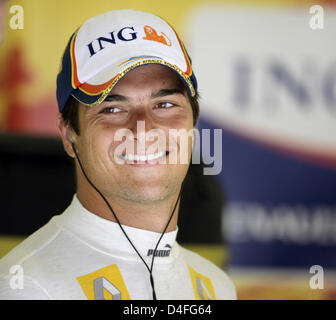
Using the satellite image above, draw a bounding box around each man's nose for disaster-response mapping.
[129,108,155,140]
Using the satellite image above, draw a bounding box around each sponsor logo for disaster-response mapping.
[147,244,172,257]
[87,26,138,57]
[188,265,216,300]
[77,264,131,300]
[187,7,336,166]
[86,25,172,58]
[143,25,172,46]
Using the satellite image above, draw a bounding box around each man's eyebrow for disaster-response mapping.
[103,94,128,102]
[102,88,185,103]
[151,88,185,98]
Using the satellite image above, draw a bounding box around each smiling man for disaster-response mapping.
[64,64,195,233]
[0,9,236,300]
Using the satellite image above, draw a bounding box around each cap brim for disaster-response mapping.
[72,56,196,107]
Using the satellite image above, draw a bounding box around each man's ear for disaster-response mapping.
[57,113,76,158]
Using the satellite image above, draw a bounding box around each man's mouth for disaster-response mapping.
[119,151,168,164]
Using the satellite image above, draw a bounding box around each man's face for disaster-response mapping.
[73,64,194,204]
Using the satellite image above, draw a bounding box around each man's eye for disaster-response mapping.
[101,107,122,113]
[156,102,175,109]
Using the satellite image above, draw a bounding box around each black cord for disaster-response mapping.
[71,143,182,300]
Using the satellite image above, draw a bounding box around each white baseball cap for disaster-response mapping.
[56,9,198,112]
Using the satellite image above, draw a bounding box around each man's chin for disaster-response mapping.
[117,182,180,204]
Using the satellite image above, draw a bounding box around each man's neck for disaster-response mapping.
[76,188,180,233]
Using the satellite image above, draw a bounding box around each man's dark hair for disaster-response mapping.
[61,91,200,135]
[61,96,81,134]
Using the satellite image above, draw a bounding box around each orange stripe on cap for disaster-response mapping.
[70,29,118,96]
[70,30,81,89]
[166,22,192,77]
[78,74,119,96]
[176,36,192,76]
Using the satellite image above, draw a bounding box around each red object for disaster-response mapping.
[0,45,58,136]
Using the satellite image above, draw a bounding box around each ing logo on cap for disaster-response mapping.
[143,25,172,47]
